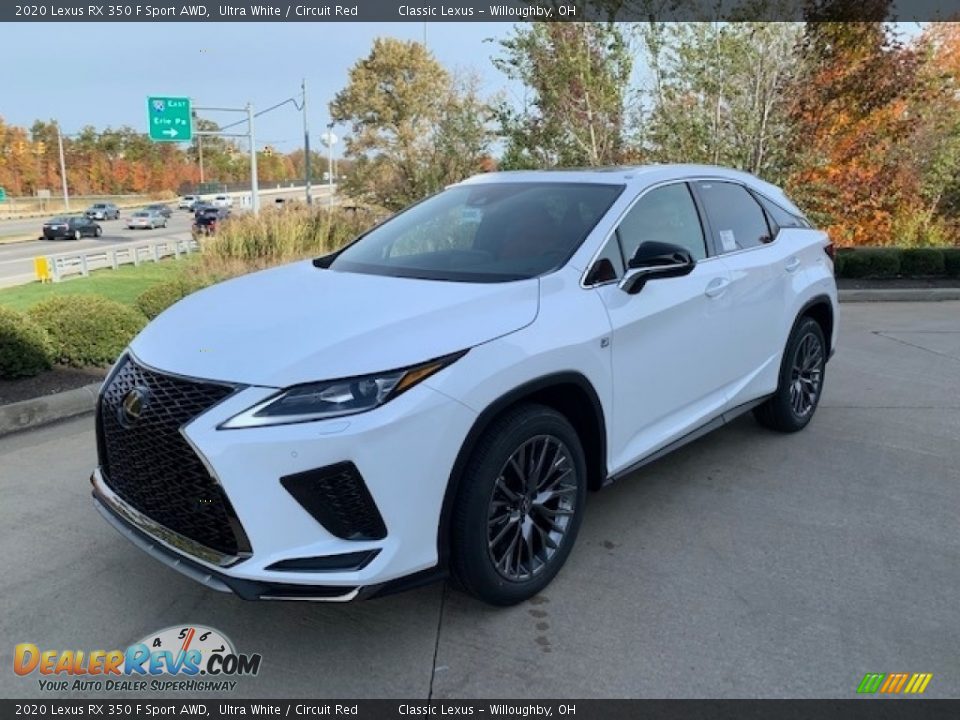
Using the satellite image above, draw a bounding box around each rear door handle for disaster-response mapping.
[785,257,801,273]
[704,277,731,298]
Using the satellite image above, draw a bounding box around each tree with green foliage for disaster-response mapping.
[330,38,491,210]
[493,22,634,169]
[640,21,800,181]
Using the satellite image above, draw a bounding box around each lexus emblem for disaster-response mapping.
[119,387,150,427]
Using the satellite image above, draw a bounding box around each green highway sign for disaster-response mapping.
[147,96,192,142]
[0,187,6,202]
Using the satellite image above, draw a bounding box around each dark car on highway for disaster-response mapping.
[42,216,102,240]
[193,207,230,235]
[192,201,215,217]
[144,203,173,218]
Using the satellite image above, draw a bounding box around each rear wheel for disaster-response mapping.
[73,230,81,241]
[94,226,102,237]
[451,404,587,606]
[754,317,826,433]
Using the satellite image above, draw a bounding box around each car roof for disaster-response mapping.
[457,164,802,214]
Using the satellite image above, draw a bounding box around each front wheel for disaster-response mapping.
[754,317,827,433]
[73,230,81,241]
[94,227,102,237]
[451,404,587,606]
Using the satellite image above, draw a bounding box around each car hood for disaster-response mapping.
[130,260,540,387]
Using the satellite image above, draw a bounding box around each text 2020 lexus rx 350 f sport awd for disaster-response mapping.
[91,165,838,606]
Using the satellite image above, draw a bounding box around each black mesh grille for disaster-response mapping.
[280,462,387,541]
[97,355,247,557]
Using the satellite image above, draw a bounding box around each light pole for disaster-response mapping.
[302,79,312,205]
[321,126,336,209]
[56,122,69,211]
[247,103,260,214]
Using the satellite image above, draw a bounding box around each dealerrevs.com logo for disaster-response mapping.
[14,625,262,693]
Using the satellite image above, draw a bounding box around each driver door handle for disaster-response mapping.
[704,277,731,298]
[785,257,801,273]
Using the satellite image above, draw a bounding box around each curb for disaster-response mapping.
[0,382,100,437]
[839,288,960,303]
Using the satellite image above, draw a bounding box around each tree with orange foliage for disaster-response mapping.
[783,8,921,246]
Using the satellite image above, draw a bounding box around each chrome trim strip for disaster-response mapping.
[259,589,361,603]
[91,467,247,568]
[93,496,232,593]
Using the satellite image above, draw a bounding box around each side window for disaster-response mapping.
[616,183,707,264]
[754,193,808,232]
[695,181,772,253]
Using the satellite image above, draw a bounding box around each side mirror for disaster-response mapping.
[620,241,696,295]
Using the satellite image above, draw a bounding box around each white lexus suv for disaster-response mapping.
[91,165,837,606]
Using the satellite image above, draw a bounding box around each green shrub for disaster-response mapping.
[135,278,207,320]
[839,248,901,279]
[28,295,147,367]
[899,248,945,276]
[943,248,960,278]
[0,306,53,379]
[833,252,846,276]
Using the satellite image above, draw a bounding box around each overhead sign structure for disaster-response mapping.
[147,96,192,142]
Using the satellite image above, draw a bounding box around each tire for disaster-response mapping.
[73,230,81,241]
[753,316,827,433]
[94,226,102,237]
[451,403,587,606]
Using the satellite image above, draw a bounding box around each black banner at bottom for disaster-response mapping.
[3,700,959,720]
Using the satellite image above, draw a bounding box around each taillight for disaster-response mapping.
[823,242,835,261]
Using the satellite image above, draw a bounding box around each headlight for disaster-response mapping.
[219,351,466,429]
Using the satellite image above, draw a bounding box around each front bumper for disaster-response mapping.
[92,361,477,601]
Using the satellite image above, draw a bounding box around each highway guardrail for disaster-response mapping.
[35,236,199,283]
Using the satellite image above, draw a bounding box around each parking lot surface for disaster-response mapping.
[1,301,957,699]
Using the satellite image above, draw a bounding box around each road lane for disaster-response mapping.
[0,188,328,287]
[1,302,958,698]
[0,214,194,287]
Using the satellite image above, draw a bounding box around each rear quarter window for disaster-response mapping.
[694,181,772,253]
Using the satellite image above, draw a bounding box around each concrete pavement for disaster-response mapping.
[1,301,957,699]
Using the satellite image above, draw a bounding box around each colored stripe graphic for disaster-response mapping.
[858,672,932,694]
[904,674,933,694]
[857,673,885,694]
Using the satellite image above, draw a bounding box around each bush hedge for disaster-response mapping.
[135,278,206,320]
[899,248,945,276]
[0,306,54,379]
[28,295,147,367]
[833,246,959,279]
[942,248,960,278]
[838,248,901,278]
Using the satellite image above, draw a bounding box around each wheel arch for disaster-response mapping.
[796,294,834,357]
[436,372,607,568]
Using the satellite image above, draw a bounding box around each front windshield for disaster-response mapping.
[328,182,624,282]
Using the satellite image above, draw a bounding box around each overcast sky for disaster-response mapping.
[0,23,517,155]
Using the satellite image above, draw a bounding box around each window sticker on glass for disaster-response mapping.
[719,229,737,252]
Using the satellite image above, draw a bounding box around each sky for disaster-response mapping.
[0,23,519,156]
[1,21,924,159]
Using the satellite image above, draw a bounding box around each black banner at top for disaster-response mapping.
[4,0,960,22]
